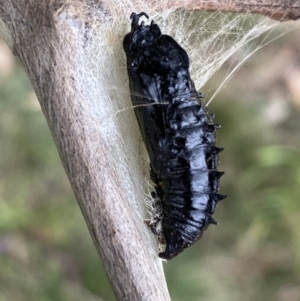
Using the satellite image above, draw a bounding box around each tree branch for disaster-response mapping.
[0,1,170,301]
[0,0,298,300]
[174,0,300,21]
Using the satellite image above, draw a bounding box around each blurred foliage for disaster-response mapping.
[0,18,300,301]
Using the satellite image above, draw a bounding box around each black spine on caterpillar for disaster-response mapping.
[123,12,226,260]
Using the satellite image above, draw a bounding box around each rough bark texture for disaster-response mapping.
[179,0,300,21]
[0,1,170,301]
[0,0,298,301]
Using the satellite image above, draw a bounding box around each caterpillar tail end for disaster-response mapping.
[158,231,189,260]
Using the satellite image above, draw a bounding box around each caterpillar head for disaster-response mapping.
[123,12,161,54]
[123,12,189,74]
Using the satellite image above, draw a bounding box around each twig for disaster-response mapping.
[172,0,300,21]
[0,1,169,301]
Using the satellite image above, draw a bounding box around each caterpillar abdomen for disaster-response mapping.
[123,12,226,259]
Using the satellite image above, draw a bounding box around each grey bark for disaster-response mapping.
[178,0,300,21]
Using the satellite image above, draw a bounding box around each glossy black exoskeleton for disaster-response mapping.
[123,12,226,260]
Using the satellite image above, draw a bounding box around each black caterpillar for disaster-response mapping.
[123,12,226,260]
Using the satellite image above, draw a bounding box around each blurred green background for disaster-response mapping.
[0,19,300,301]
